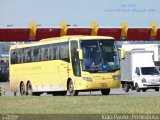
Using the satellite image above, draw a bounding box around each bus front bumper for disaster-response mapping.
[75,80,120,90]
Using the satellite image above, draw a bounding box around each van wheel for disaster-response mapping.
[135,83,140,92]
[142,89,146,92]
[123,83,129,92]
[101,89,110,95]
[131,86,135,90]
[20,82,26,96]
[68,80,78,96]
[155,88,159,92]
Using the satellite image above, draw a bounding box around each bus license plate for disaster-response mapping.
[100,83,107,87]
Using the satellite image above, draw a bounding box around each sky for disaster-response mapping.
[0,0,160,28]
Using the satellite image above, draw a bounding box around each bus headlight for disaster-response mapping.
[113,76,121,80]
[82,77,92,82]
[142,78,146,83]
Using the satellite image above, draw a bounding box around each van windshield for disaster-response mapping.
[141,67,159,75]
[80,39,120,73]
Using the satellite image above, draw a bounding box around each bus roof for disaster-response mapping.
[10,35,114,50]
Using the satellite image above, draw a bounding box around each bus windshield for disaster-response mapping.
[80,40,120,73]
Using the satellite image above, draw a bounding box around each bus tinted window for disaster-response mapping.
[56,45,60,60]
[41,45,49,61]
[48,45,53,60]
[60,42,69,62]
[25,48,32,63]
[33,47,40,62]
[18,49,24,63]
[10,42,69,64]
[11,50,17,64]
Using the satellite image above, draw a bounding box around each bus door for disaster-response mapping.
[57,42,70,90]
[70,41,81,77]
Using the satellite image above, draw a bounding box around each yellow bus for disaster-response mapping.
[9,36,122,96]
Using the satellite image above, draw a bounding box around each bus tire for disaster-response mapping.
[101,89,110,95]
[14,92,17,96]
[135,83,140,92]
[131,86,135,90]
[68,80,78,96]
[27,82,33,96]
[20,82,26,96]
[155,88,159,92]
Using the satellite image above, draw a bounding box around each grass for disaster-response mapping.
[0,96,160,114]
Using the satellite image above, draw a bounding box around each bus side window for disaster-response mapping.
[56,45,60,60]
[17,50,20,63]
[21,49,24,63]
[11,50,17,64]
[45,47,49,60]
[49,45,53,60]
[33,47,40,62]
[54,44,59,60]
[52,45,59,60]
[41,45,49,61]
[25,48,32,63]
[60,42,69,62]
[18,49,24,63]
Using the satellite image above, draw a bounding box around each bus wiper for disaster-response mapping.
[107,68,120,72]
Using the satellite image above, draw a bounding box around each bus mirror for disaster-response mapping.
[118,48,125,59]
[77,49,83,60]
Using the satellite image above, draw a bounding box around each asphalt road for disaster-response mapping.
[0,82,160,96]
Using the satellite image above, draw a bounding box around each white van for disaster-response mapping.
[121,51,160,92]
[134,66,160,92]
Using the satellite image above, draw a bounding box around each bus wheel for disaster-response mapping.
[20,82,26,96]
[14,92,17,96]
[68,80,78,96]
[101,89,110,95]
[135,83,140,92]
[27,82,33,96]
[155,88,159,92]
